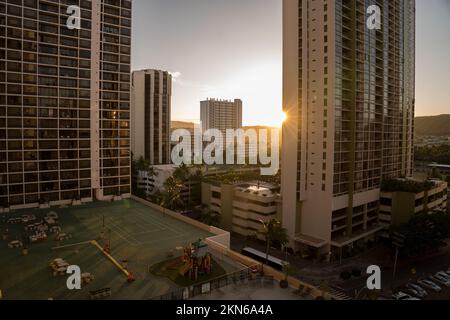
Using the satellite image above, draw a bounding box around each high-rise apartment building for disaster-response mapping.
[282,0,415,258]
[0,0,132,210]
[131,69,172,165]
[200,98,242,133]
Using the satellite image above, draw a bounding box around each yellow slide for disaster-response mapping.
[90,240,130,278]
[179,263,190,276]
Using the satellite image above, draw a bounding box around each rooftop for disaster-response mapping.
[235,182,279,198]
[0,200,238,300]
[381,178,438,193]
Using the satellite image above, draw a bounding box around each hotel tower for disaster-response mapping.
[282,0,415,257]
[0,0,132,210]
[131,69,172,165]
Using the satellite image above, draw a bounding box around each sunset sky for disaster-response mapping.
[132,0,450,126]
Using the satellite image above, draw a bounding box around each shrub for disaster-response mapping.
[352,269,362,277]
[340,271,352,281]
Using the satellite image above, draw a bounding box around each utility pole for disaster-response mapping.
[391,232,406,284]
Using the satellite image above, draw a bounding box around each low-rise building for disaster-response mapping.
[135,165,263,210]
[202,181,281,239]
[380,179,448,227]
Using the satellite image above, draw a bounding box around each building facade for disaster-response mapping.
[380,179,448,227]
[282,0,415,257]
[131,69,172,165]
[0,0,132,210]
[202,181,280,240]
[200,98,242,133]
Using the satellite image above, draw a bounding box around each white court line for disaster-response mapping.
[133,208,184,234]
[133,228,162,235]
[138,233,193,246]
[106,221,137,246]
[108,219,142,244]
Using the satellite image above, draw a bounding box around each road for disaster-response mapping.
[231,234,450,300]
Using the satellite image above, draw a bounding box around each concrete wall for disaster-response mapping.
[220,184,234,231]
[132,196,340,300]
[205,237,338,300]
[391,192,416,226]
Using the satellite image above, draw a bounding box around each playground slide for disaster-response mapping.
[178,263,190,276]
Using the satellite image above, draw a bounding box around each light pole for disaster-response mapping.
[391,232,406,284]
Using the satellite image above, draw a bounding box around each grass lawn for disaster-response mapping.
[150,256,228,287]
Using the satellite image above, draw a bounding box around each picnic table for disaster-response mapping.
[82,273,95,284]
[21,215,37,223]
[89,288,111,300]
[53,267,68,277]
[44,217,57,226]
[7,218,22,224]
[50,258,70,276]
[49,226,62,234]
[30,232,47,243]
[8,240,23,249]
[55,233,72,241]
[46,212,59,220]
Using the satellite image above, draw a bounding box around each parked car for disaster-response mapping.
[418,279,442,292]
[430,275,450,288]
[405,283,428,298]
[392,291,421,301]
[404,288,422,299]
[436,271,450,281]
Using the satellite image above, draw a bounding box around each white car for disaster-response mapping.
[392,291,421,301]
[418,279,442,292]
[405,283,427,298]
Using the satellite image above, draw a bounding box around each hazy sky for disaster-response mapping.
[132,0,450,126]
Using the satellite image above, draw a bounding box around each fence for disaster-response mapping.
[132,195,341,300]
[151,264,264,301]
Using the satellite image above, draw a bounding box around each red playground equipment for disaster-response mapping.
[179,239,212,281]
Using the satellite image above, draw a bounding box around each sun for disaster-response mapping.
[275,111,287,127]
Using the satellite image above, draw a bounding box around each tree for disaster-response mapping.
[259,219,289,265]
[199,205,221,227]
[131,155,157,197]
[160,176,185,211]
[391,212,450,257]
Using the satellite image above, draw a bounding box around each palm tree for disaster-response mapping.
[132,156,157,197]
[161,176,185,211]
[259,219,289,265]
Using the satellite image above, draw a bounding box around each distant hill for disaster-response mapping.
[171,121,195,129]
[171,123,279,131]
[243,126,279,131]
[415,115,450,137]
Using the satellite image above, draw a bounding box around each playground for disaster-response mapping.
[0,200,238,300]
[150,240,227,287]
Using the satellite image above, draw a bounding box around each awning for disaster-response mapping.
[331,225,385,248]
[294,233,328,248]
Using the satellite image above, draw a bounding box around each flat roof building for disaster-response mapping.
[131,69,172,165]
[282,0,416,258]
[0,0,132,210]
[200,98,242,133]
[202,180,281,239]
[380,179,448,227]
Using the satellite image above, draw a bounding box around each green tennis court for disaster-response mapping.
[0,199,238,300]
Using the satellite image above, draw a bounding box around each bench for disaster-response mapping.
[90,288,111,300]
